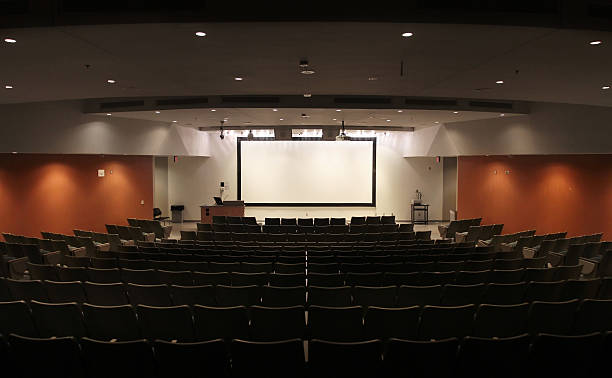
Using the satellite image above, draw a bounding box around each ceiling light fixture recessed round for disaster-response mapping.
[589,40,602,45]
[397,110,403,113]
[453,111,459,114]
[303,93,312,98]
[279,118,284,121]
[602,86,610,90]
[500,113,505,117]
[234,77,243,81]
[336,109,342,112]
[106,113,112,116]
[4,38,16,43]
[402,32,414,37]
[386,119,391,122]
[332,118,337,121]
[368,76,378,81]
[195,32,207,37]
[5,85,13,89]
[272,109,278,112]
[154,111,160,114]
[172,120,177,123]
[107,79,116,84]
[211,109,216,112]
[434,121,440,124]
[496,80,504,84]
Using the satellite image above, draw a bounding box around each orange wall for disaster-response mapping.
[457,155,612,240]
[0,154,153,237]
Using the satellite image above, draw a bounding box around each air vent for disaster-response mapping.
[221,96,280,103]
[468,101,514,109]
[334,97,391,104]
[99,100,145,110]
[156,97,208,106]
[405,98,458,107]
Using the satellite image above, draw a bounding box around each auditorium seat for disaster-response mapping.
[330,217,346,225]
[241,262,274,273]
[350,217,366,225]
[30,300,86,338]
[420,271,456,286]
[137,304,195,342]
[553,264,582,280]
[82,304,142,341]
[560,278,600,301]
[419,305,476,340]
[44,280,87,303]
[530,333,602,378]
[127,283,173,306]
[523,280,564,302]
[472,303,529,338]
[573,299,612,334]
[5,278,48,302]
[269,273,305,287]
[193,272,231,286]
[455,270,490,285]
[385,337,458,378]
[193,305,249,340]
[231,339,305,378]
[0,300,38,337]
[156,269,193,285]
[154,339,228,378]
[307,273,344,287]
[352,286,396,307]
[308,286,352,307]
[310,339,382,378]
[121,268,159,285]
[209,262,240,273]
[216,285,261,306]
[83,282,129,306]
[308,305,364,341]
[363,306,420,340]
[600,277,612,299]
[9,334,83,378]
[463,260,494,272]
[26,262,59,281]
[397,285,443,306]
[87,268,122,283]
[170,284,215,306]
[231,272,269,286]
[261,285,306,307]
[441,284,486,306]
[249,305,306,341]
[345,272,383,287]
[384,272,421,286]
[456,334,530,378]
[524,267,557,282]
[482,283,528,305]
[274,263,305,274]
[527,299,579,336]
[81,337,156,378]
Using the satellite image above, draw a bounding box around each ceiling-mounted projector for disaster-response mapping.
[336,120,350,141]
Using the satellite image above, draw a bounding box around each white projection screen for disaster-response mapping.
[239,140,375,206]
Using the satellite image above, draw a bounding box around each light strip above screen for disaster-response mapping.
[237,138,376,207]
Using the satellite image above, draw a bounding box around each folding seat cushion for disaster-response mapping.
[530,333,602,378]
[352,286,396,308]
[397,285,443,307]
[482,283,528,305]
[9,334,83,378]
[193,305,250,341]
[0,300,38,337]
[30,300,86,338]
[573,299,612,334]
[307,286,352,307]
[137,304,195,342]
[81,337,155,378]
[82,303,142,341]
[472,303,529,338]
[126,283,172,307]
[309,339,382,378]
[261,285,306,307]
[441,284,487,306]
[363,306,420,340]
[170,284,216,306]
[308,305,364,342]
[249,305,306,341]
[419,305,476,340]
[527,299,579,336]
[385,337,458,378]
[154,339,228,378]
[231,339,304,378]
[456,334,530,378]
[83,282,129,306]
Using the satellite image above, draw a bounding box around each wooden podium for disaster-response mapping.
[200,201,245,224]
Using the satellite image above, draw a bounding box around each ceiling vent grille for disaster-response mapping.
[405,98,458,107]
[468,101,514,109]
[156,97,208,106]
[222,96,280,103]
[334,97,392,104]
[99,100,145,109]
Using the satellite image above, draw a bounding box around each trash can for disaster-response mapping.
[170,205,185,223]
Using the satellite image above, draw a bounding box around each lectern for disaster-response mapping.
[200,201,245,224]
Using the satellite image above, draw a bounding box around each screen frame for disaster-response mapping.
[237,137,376,207]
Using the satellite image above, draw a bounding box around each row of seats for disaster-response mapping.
[7,332,611,378]
[2,299,612,342]
[4,278,612,308]
[207,215,398,226]
[187,230,431,241]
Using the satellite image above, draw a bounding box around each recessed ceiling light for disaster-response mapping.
[107,79,116,84]
[234,77,243,81]
[106,113,112,116]
[602,86,610,90]
[154,111,160,114]
[172,120,177,123]
[11,151,17,154]
[386,119,391,122]
[304,93,312,98]
[453,111,459,114]
[195,32,207,37]
[500,113,505,117]
[589,40,602,45]
[273,109,278,112]
[397,110,403,113]
[368,76,378,81]
[332,118,337,121]
[5,85,13,89]
[434,121,440,124]
[402,32,414,37]
[4,38,16,43]
[279,118,284,121]
[336,109,342,112]
[211,109,216,112]
[496,80,504,84]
